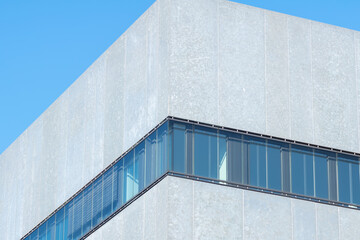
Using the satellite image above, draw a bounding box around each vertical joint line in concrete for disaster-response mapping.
[310,20,315,143]
[217,0,220,125]
[192,181,195,239]
[337,207,340,240]
[123,36,128,145]
[315,204,318,240]
[290,200,294,240]
[287,16,291,138]
[242,190,245,239]
[354,32,360,152]
[264,10,268,133]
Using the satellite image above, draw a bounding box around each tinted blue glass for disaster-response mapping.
[172,124,186,173]
[145,132,157,187]
[92,176,103,228]
[103,168,113,219]
[304,153,314,196]
[291,146,314,196]
[113,159,124,211]
[291,150,305,195]
[30,228,39,240]
[338,159,351,203]
[72,192,83,239]
[218,136,227,181]
[64,200,73,240]
[46,215,55,240]
[194,128,218,179]
[124,150,135,202]
[315,152,328,199]
[135,141,146,193]
[248,137,266,188]
[38,223,46,240]
[267,143,282,190]
[157,122,168,177]
[227,136,243,184]
[351,162,360,204]
[56,208,65,240]
[82,185,92,234]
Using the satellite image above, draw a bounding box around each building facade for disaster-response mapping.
[1,0,360,239]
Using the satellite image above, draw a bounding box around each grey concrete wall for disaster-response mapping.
[164,0,360,153]
[1,0,360,239]
[87,176,360,240]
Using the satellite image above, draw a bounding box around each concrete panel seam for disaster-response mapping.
[287,15,292,138]
[217,0,220,126]
[192,180,195,240]
[291,200,294,240]
[315,204,318,240]
[355,31,360,152]
[242,190,245,240]
[337,207,340,240]
[310,20,315,143]
[264,9,268,133]
[122,35,127,153]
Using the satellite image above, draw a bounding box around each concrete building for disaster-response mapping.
[1,0,360,239]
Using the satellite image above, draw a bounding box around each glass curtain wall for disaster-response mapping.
[168,120,360,205]
[24,119,360,240]
[25,122,169,240]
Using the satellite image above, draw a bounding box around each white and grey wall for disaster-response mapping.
[1,0,360,239]
[88,176,360,240]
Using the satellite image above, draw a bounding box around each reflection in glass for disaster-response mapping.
[314,151,328,199]
[124,150,135,202]
[194,128,218,179]
[291,146,314,196]
[56,208,65,240]
[248,137,266,188]
[46,215,55,240]
[145,132,156,187]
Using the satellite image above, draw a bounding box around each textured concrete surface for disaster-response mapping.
[1,0,360,239]
[87,176,360,240]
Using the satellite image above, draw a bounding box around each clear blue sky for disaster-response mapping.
[0,0,359,155]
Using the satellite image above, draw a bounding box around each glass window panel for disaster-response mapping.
[227,136,243,184]
[338,159,351,203]
[328,157,337,201]
[314,151,328,199]
[157,122,168,177]
[30,228,39,240]
[92,176,103,228]
[172,124,186,173]
[113,159,124,211]
[124,150,135,202]
[72,192,83,239]
[291,150,305,195]
[194,129,218,179]
[64,200,73,240]
[218,136,227,181]
[351,162,360,205]
[135,141,146,193]
[38,223,46,240]
[247,137,266,188]
[304,153,314,196]
[185,126,194,175]
[145,132,157,187]
[46,215,55,240]
[291,145,314,196]
[56,208,65,240]
[267,144,282,191]
[82,185,92,234]
[103,168,113,219]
